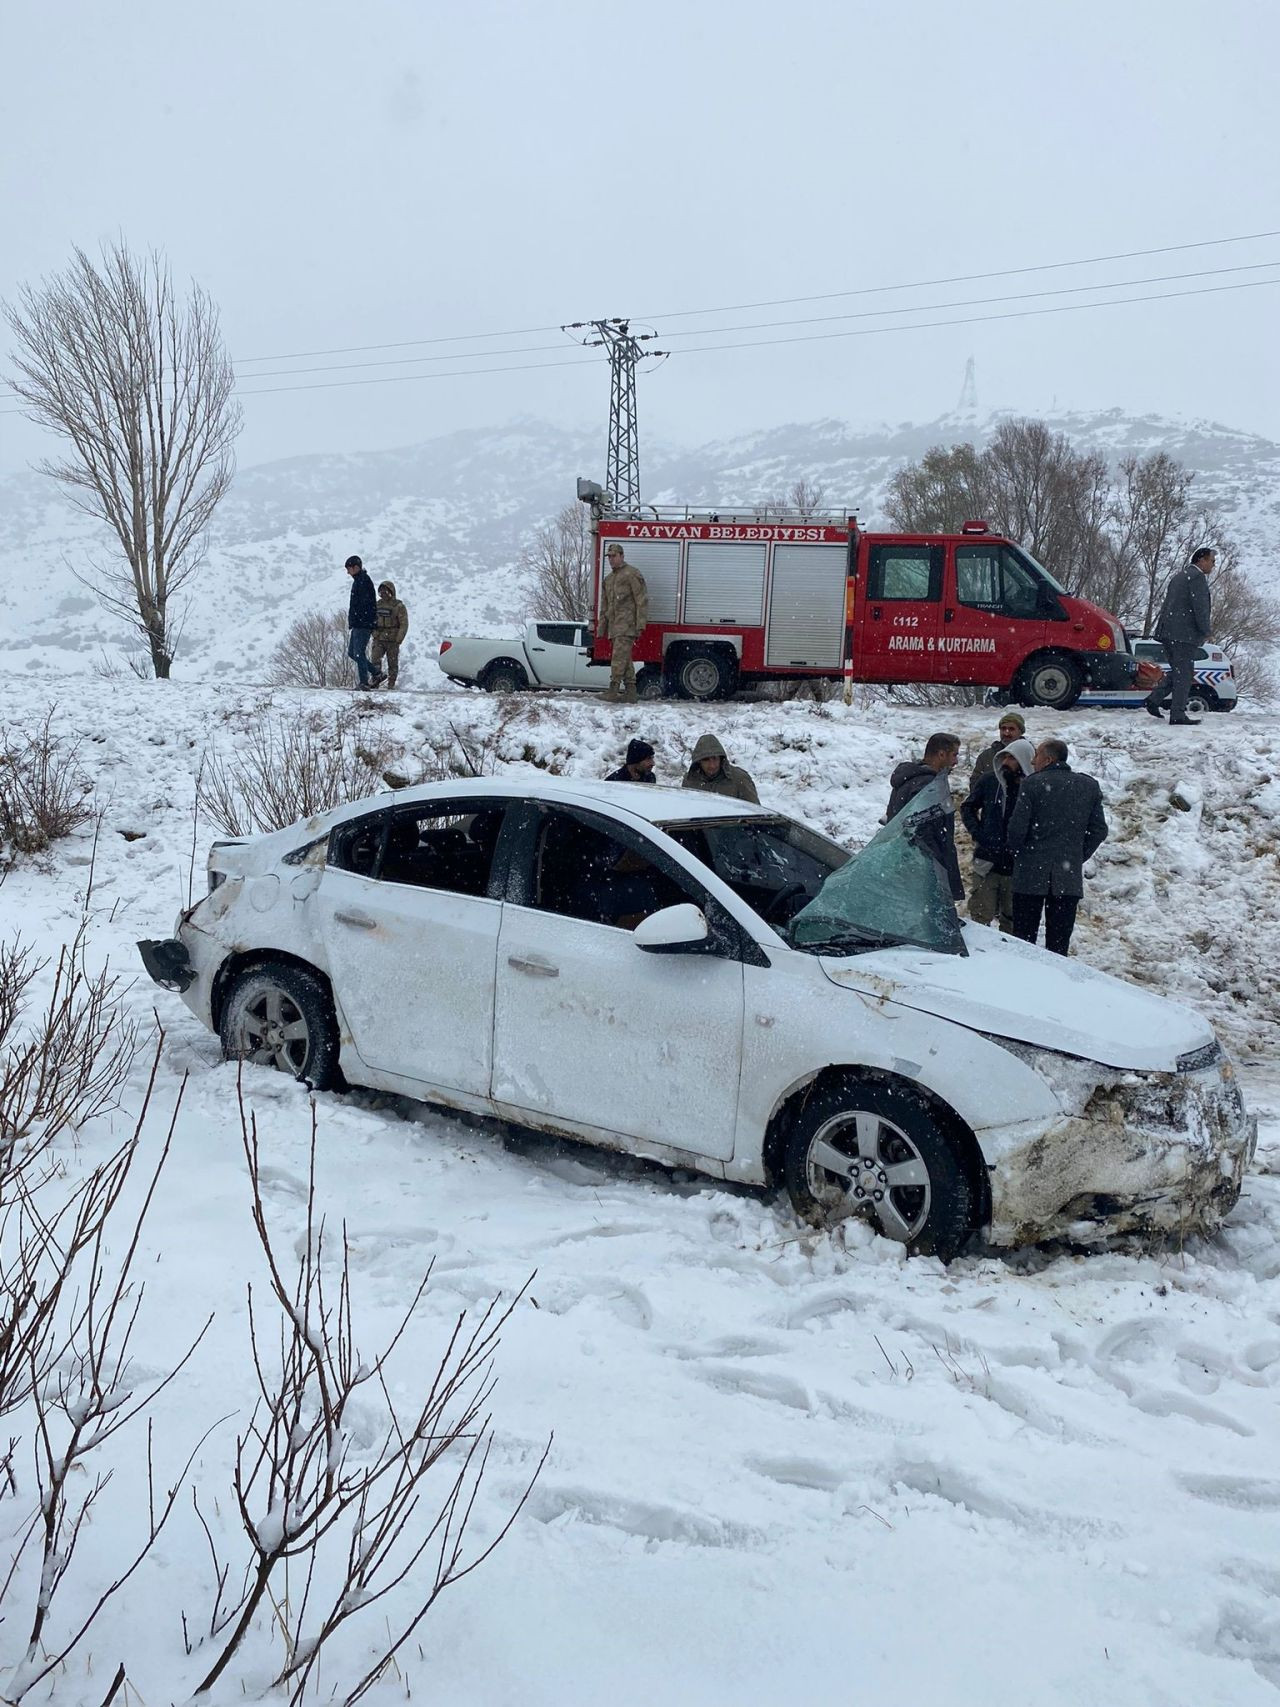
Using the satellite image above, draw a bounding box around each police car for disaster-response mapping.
[1075,637,1238,714]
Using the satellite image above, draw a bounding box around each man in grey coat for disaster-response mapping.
[1145,547,1214,725]
[1006,739,1108,956]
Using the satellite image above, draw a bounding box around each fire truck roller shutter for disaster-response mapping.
[683,542,767,625]
[766,545,849,669]
[608,540,680,623]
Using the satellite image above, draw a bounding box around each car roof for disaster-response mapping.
[300,773,773,837]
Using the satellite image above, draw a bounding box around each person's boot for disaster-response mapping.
[1145,700,1165,718]
[1168,715,1201,725]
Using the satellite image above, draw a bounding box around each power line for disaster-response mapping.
[1,270,1277,416]
[643,226,1280,321]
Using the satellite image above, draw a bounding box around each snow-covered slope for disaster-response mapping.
[1,407,1276,684]
[1,681,1279,1703]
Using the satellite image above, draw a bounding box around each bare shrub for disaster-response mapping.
[197,705,397,836]
[4,242,241,679]
[189,1089,547,1702]
[0,711,94,859]
[266,611,353,690]
[521,502,592,620]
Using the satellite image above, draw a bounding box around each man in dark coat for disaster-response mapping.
[960,736,1036,931]
[605,739,657,783]
[1145,548,1214,725]
[345,554,378,689]
[1006,739,1108,956]
[886,732,963,901]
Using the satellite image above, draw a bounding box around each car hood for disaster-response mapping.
[818,924,1213,1073]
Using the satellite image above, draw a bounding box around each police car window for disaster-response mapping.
[868,546,940,602]
[536,623,577,646]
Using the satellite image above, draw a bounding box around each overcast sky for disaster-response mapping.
[3,0,1278,477]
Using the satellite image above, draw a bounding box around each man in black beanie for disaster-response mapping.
[605,739,657,783]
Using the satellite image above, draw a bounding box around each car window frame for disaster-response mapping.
[499,799,769,965]
[326,797,518,901]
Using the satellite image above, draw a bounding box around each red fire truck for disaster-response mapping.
[589,505,1136,707]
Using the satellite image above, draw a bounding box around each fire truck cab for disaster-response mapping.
[591,507,1135,707]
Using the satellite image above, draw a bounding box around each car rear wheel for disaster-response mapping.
[1186,686,1217,716]
[636,666,665,700]
[1016,652,1083,710]
[783,1075,978,1260]
[220,962,340,1091]
[483,661,527,693]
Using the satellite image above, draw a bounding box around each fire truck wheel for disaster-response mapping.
[1015,652,1083,710]
[671,646,737,702]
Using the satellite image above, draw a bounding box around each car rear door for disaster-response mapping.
[313,799,510,1100]
[852,540,944,682]
[491,803,745,1161]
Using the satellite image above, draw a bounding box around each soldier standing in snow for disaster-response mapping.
[1145,547,1214,725]
[1006,738,1108,956]
[599,544,649,703]
[370,580,410,688]
[345,554,378,689]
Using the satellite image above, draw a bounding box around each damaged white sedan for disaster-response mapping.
[139,774,1255,1260]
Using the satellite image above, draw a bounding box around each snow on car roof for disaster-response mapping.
[297,773,774,837]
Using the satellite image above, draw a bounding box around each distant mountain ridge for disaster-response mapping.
[1,406,1275,681]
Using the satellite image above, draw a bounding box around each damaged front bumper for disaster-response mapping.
[137,936,195,992]
[984,1040,1257,1247]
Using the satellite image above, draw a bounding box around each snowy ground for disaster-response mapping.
[2,678,1279,1706]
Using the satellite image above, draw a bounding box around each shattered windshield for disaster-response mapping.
[662,817,850,928]
[788,772,966,957]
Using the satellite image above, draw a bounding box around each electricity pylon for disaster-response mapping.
[563,318,662,514]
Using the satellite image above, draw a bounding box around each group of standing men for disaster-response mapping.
[887,713,1108,957]
[345,555,410,689]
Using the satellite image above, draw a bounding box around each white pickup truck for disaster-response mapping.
[438,620,661,696]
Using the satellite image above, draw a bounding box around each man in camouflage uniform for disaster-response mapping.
[599,544,649,702]
[370,580,410,688]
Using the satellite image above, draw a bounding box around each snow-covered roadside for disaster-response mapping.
[1,679,1278,1706]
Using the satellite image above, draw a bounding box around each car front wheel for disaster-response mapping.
[783,1075,978,1259]
[220,962,341,1091]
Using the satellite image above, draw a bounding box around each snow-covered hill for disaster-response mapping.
[0,680,1278,1704]
[1,406,1277,682]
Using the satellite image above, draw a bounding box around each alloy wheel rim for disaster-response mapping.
[805,1110,932,1241]
[234,986,311,1074]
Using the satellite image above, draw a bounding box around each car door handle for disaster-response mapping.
[944,608,955,622]
[508,954,559,978]
[335,910,377,930]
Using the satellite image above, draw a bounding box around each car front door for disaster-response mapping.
[571,624,611,689]
[491,804,745,1161]
[313,799,510,1100]
[853,540,944,682]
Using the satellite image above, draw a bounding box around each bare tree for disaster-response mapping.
[265,611,353,690]
[4,242,242,679]
[787,476,828,517]
[884,441,989,534]
[521,502,593,620]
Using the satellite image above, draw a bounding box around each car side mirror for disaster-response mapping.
[633,903,710,953]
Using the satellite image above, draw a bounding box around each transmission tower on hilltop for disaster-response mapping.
[563,318,663,513]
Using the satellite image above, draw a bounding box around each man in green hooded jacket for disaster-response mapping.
[681,733,760,803]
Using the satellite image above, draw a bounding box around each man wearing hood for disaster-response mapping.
[681,733,759,803]
[960,737,1036,931]
[370,581,409,688]
[885,733,964,902]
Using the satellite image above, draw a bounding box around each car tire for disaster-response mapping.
[671,646,737,701]
[783,1075,978,1260]
[1015,652,1084,710]
[636,666,665,700]
[1186,687,1217,716]
[483,661,528,694]
[220,961,341,1092]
